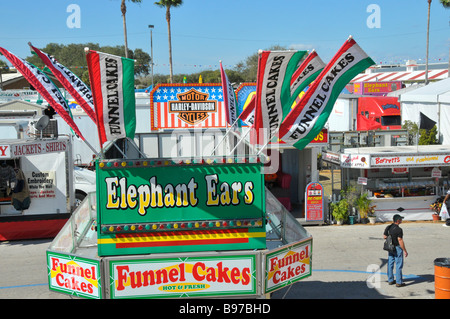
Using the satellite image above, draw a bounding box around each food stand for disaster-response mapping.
[46,154,312,299]
[0,136,74,240]
[339,145,450,221]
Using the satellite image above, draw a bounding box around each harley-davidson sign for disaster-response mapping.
[169,89,217,125]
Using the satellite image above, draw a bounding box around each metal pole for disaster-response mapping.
[149,25,154,88]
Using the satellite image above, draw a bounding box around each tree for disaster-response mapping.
[440,0,450,8]
[25,43,150,85]
[155,0,183,83]
[236,45,287,82]
[402,120,438,145]
[419,125,438,145]
[121,0,143,58]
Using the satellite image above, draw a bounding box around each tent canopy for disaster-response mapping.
[399,78,450,103]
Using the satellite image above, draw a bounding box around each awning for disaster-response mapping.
[351,69,448,83]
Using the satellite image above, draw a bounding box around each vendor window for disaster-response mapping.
[0,160,17,202]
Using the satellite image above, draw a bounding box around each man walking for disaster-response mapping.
[383,214,408,287]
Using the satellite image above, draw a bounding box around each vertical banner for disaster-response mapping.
[305,182,324,222]
[0,47,85,140]
[253,50,306,144]
[85,50,136,147]
[220,61,238,128]
[235,83,256,127]
[30,44,97,124]
[287,50,326,117]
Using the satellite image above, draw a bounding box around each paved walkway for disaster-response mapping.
[0,221,448,299]
[273,221,449,299]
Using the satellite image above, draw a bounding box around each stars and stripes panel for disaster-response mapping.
[150,84,227,130]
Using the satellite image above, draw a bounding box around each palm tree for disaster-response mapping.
[425,0,432,85]
[155,0,183,83]
[121,0,142,58]
[440,0,450,8]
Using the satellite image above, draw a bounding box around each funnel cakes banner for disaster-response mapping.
[264,238,312,293]
[109,254,257,298]
[47,252,101,299]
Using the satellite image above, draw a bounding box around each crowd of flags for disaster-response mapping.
[220,36,375,151]
[0,35,374,155]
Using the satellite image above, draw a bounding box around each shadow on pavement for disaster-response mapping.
[272,280,387,299]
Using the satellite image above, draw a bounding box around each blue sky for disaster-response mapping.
[1,0,449,75]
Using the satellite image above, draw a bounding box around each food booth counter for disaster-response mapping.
[339,145,450,221]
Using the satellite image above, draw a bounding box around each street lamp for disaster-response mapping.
[148,24,154,88]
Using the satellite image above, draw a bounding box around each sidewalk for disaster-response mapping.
[272,221,449,299]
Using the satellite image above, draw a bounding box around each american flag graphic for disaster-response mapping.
[151,84,227,130]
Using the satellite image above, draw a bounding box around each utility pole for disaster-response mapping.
[425,0,432,85]
[148,25,154,88]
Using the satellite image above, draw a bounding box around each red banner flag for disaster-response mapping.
[0,47,85,140]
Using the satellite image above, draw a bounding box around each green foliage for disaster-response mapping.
[440,0,450,8]
[355,193,372,218]
[154,0,183,9]
[402,120,418,136]
[23,41,290,88]
[419,125,438,145]
[25,43,150,83]
[402,121,438,145]
[330,198,349,222]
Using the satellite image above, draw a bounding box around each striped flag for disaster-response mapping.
[253,50,306,144]
[240,94,256,126]
[0,47,85,140]
[278,37,375,150]
[219,61,238,127]
[287,50,326,116]
[85,50,136,147]
[30,43,97,125]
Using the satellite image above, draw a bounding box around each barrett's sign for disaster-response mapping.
[169,89,217,125]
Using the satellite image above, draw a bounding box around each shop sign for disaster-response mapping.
[0,90,40,101]
[357,177,368,185]
[97,163,263,225]
[309,128,328,144]
[432,167,442,178]
[26,170,56,199]
[322,150,340,165]
[392,167,408,174]
[340,154,370,168]
[150,84,226,130]
[96,162,266,256]
[0,140,67,159]
[169,89,217,125]
[264,238,312,293]
[305,182,324,221]
[371,154,450,167]
[47,252,101,299]
[108,254,257,298]
[353,81,402,95]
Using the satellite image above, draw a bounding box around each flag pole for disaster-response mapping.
[84,46,105,159]
[210,109,250,156]
[210,60,246,156]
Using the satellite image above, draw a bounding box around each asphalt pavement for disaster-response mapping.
[0,221,448,299]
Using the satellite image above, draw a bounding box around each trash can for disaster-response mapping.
[434,258,450,299]
[349,215,355,225]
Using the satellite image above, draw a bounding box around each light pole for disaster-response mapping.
[148,24,154,88]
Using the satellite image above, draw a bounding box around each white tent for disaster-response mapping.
[399,78,450,144]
